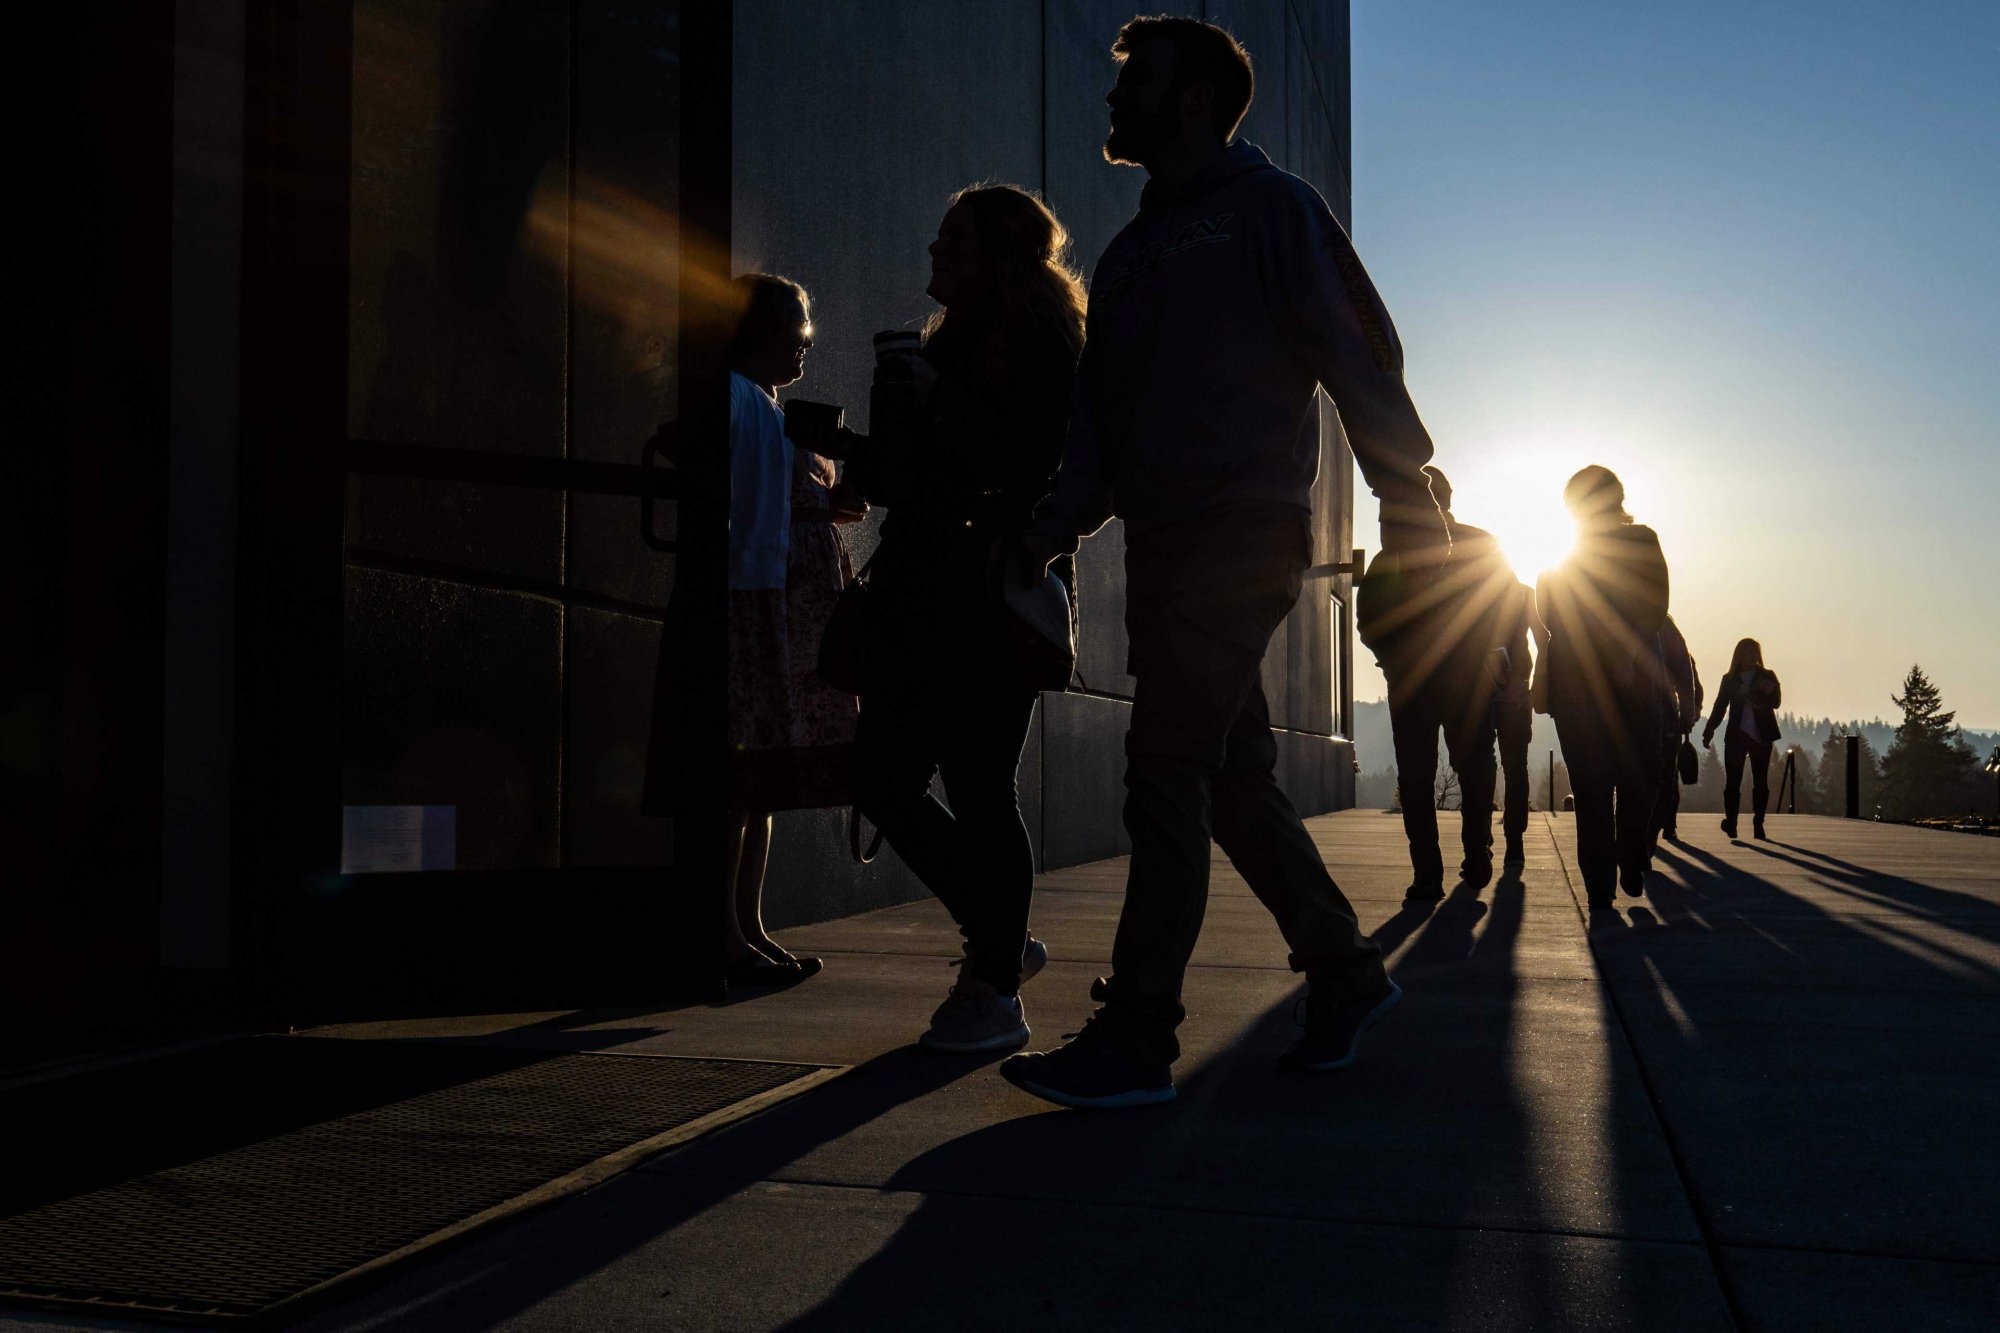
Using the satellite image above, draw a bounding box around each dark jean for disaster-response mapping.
[1387,670,1497,888]
[1497,696,1532,844]
[1724,731,1773,823]
[855,678,1038,994]
[1653,732,1686,842]
[1100,503,1385,1067]
[1554,700,1663,898]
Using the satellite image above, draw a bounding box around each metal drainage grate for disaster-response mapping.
[0,1043,836,1323]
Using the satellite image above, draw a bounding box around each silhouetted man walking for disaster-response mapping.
[1005,16,1446,1108]
[1377,467,1521,900]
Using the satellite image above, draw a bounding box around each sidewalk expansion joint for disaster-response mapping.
[1543,815,1753,1332]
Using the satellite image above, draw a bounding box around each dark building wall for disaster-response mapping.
[22,2,1360,1046]
[735,1,1360,927]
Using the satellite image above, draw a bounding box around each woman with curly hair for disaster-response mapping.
[847,184,1086,1053]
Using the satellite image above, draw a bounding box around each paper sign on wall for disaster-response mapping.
[341,805,456,874]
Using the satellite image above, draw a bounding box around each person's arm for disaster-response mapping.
[726,378,790,589]
[1272,183,1444,549]
[1025,333,1113,562]
[1703,677,1730,745]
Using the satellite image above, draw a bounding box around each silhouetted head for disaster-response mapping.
[924,184,1086,381]
[1105,16,1254,167]
[1422,465,1453,516]
[1730,638,1764,674]
[1562,464,1630,529]
[725,273,812,392]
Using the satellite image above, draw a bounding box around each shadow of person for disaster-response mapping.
[768,845,1651,1330]
[292,1045,992,1332]
[1572,820,2000,1286]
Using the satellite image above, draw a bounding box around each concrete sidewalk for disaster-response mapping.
[8,812,1993,1330]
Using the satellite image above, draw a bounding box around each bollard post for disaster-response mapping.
[1845,734,1860,819]
[1548,750,1555,815]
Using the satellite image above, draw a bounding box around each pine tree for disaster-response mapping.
[1882,665,1980,819]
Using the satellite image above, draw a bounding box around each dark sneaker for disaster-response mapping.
[999,1021,1176,1109]
[919,981,1030,1054]
[1459,857,1494,890]
[1720,817,1738,839]
[1278,979,1403,1072]
[1620,863,1646,896]
[1503,838,1526,871]
[1753,821,1770,841]
[1402,880,1445,904]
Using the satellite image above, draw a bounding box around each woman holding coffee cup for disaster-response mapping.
[848,185,1085,1054]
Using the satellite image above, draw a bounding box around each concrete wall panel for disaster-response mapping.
[564,606,674,867]
[1041,691,1134,867]
[734,0,1044,439]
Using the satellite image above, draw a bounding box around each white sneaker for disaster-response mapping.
[919,980,1031,1054]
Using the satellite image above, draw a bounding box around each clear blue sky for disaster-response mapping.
[1345,0,2000,729]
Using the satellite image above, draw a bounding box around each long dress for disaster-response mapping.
[725,447,857,810]
[642,381,856,818]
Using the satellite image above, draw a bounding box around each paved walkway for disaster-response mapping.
[8,813,1993,1331]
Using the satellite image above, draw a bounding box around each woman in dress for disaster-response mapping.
[847,185,1085,1052]
[710,274,867,986]
[1535,465,1671,908]
[1702,637,1782,840]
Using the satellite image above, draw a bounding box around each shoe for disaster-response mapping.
[919,979,1031,1054]
[1279,979,1403,1072]
[999,1020,1176,1109]
[1402,880,1445,904]
[1586,885,1615,912]
[1503,839,1526,871]
[1753,821,1770,840]
[1620,863,1646,896]
[1720,817,1738,839]
[1659,824,1678,841]
[724,954,819,989]
[1459,857,1493,890]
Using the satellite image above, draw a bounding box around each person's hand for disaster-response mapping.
[1019,530,1066,586]
[1702,728,1715,749]
[827,483,868,524]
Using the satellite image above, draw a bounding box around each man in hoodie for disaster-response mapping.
[1002,16,1447,1109]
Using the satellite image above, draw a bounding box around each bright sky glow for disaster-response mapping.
[1346,1,2000,727]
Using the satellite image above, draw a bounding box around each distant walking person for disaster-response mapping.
[1379,466,1519,900]
[1702,638,1782,839]
[845,185,1084,1052]
[1005,16,1446,1108]
[1535,466,1670,909]
[644,274,862,988]
[1649,614,1702,850]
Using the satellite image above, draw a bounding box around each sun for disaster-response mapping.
[1450,460,1578,582]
